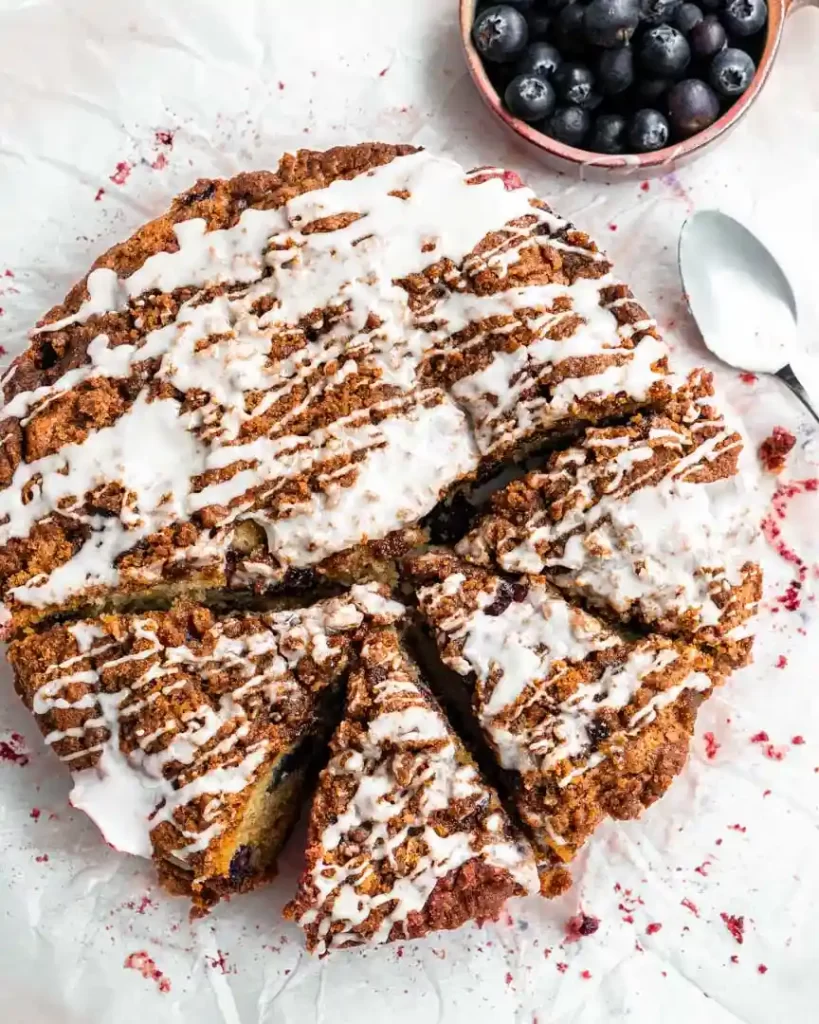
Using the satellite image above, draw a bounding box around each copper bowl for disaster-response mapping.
[460,0,814,179]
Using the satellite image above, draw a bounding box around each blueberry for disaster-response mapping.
[526,10,553,37]
[554,3,588,54]
[699,0,723,9]
[690,15,726,57]
[505,73,557,120]
[636,77,671,103]
[473,5,530,63]
[516,41,563,79]
[668,78,721,136]
[709,47,756,96]
[638,25,691,78]
[544,105,591,146]
[639,0,683,23]
[598,47,634,94]
[721,0,767,35]
[554,62,597,107]
[229,844,255,882]
[674,2,705,33]
[628,108,670,151]
[500,0,536,7]
[589,113,629,152]
[583,0,640,47]
[543,0,574,11]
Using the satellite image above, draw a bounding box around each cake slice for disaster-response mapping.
[456,371,761,668]
[8,584,403,911]
[406,552,723,862]
[284,627,540,954]
[0,145,674,636]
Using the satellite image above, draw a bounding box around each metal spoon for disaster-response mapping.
[679,210,819,423]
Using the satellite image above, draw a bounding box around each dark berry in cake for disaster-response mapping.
[674,2,705,32]
[638,25,691,77]
[628,108,670,151]
[526,10,553,37]
[668,79,720,136]
[229,845,255,883]
[545,105,591,145]
[554,3,588,54]
[636,77,671,104]
[284,566,319,590]
[506,73,557,120]
[589,112,628,152]
[689,15,726,58]
[640,0,683,23]
[721,0,767,35]
[516,40,563,79]
[554,62,597,106]
[473,5,530,63]
[598,47,634,94]
[709,47,756,96]
[583,0,640,47]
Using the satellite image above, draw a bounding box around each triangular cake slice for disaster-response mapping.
[406,551,723,863]
[9,584,403,911]
[456,369,761,669]
[284,627,539,954]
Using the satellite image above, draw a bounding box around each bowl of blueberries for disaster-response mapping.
[461,0,802,176]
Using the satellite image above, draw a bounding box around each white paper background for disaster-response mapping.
[1,2,818,1021]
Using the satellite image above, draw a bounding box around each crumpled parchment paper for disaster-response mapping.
[1,2,818,1021]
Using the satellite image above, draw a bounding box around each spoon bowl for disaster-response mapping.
[679,209,818,421]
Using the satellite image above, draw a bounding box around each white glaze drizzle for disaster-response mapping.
[25,584,404,866]
[1,150,669,616]
[416,569,712,785]
[292,630,538,954]
[458,420,756,634]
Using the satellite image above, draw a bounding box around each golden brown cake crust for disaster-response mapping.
[9,584,405,906]
[406,551,722,861]
[0,144,676,635]
[284,627,538,954]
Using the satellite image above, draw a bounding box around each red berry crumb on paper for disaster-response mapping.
[681,898,699,916]
[640,181,650,192]
[0,732,29,766]
[278,81,285,90]
[379,67,389,77]
[731,955,740,964]
[35,854,49,863]
[739,371,758,385]
[750,732,769,744]
[30,807,40,820]
[207,950,232,974]
[609,223,618,231]
[728,824,747,833]
[704,732,720,759]
[154,129,175,147]
[758,963,768,975]
[565,913,600,942]
[556,962,569,973]
[151,153,168,171]
[775,655,788,669]
[764,744,786,761]
[695,861,710,877]
[580,970,592,980]
[646,923,663,935]
[505,972,513,985]
[721,913,745,944]
[759,427,796,475]
[502,170,524,191]
[124,951,171,993]
[793,735,805,745]
[110,161,132,186]
[94,188,105,202]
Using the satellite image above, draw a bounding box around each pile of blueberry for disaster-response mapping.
[472,0,767,154]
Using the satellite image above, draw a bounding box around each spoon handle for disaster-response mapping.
[776,364,819,425]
